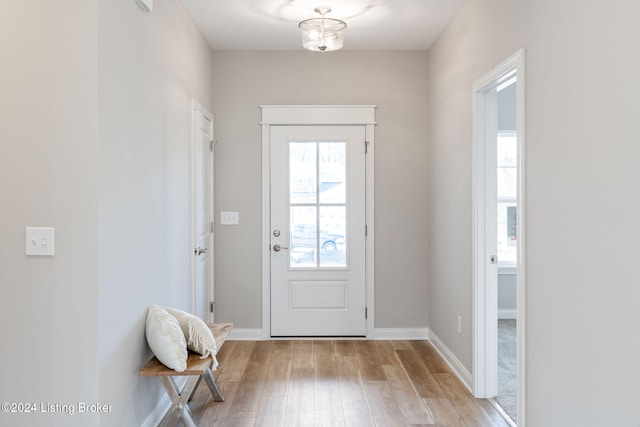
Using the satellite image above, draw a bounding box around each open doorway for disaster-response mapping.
[495,87,517,421]
[472,49,525,426]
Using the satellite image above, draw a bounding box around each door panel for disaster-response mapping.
[193,107,213,321]
[270,125,366,336]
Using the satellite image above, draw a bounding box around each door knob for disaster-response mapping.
[272,244,288,252]
[195,247,208,255]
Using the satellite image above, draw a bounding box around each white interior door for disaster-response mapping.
[192,103,214,321]
[270,125,366,336]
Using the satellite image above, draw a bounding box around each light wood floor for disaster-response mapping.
[189,339,510,427]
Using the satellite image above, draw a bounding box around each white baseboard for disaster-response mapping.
[427,328,473,392]
[140,394,170,427]
[374,328,429,340]
[488,398,517,427]
[228,328,432,341]
[228,328,264,341]
[498,309,517,319]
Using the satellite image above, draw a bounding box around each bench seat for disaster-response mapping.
[139,322,233,427]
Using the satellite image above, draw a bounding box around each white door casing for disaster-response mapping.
[270,125,366,336]
[261,105,376,339]
[472,50,526,425]
[191,101,214,321]
[474,80,500,398]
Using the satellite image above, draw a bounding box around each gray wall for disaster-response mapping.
[0,1,216,426]
[97,0,216,425]
[0,2,99,426]
[428,0,640,425]
[211,51,430,330]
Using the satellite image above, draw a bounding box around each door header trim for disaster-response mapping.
[261,105,377,125]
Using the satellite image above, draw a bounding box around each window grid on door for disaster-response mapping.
[289,141,347,269]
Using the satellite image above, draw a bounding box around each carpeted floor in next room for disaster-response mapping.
[495,319,517,422]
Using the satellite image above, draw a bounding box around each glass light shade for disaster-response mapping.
[299,17,346,52]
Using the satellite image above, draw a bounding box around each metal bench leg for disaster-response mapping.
[204,368,225,402]
[159,376,200,427]
[188,375,204,402]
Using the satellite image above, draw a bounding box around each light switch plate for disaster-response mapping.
[25,227,55,256]
[220,211,239,225]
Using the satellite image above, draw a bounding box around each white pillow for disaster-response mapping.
[145,304,187,372]
[164,307,218,370]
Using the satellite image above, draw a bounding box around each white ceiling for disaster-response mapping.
[179,0,466,51]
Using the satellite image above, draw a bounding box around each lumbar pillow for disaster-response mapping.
[164,307,218,369]
[145,304,187,372]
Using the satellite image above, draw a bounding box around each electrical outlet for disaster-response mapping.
[457,315,462,334]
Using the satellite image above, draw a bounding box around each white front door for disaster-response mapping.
[192,102,214,321]
[270,125,366,336]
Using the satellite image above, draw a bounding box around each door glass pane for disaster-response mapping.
[290,142,316,204]
[289,141,348,269]
[319,142,346,204]
[290,206,317,267]
[319,206,346,267]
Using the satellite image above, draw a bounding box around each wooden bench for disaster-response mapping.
[139,323,233,427]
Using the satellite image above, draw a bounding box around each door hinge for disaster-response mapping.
[365,224,368,237]
[210,301,215,313]
[365,307,368,319]
[210,221,214,233]
[365,140,370,154]
[210,140,215,152]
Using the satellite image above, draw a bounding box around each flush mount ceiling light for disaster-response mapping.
[298,6,347,52]
[135,0,153,12]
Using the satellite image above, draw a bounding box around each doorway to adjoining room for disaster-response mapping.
[472,49,525,426]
